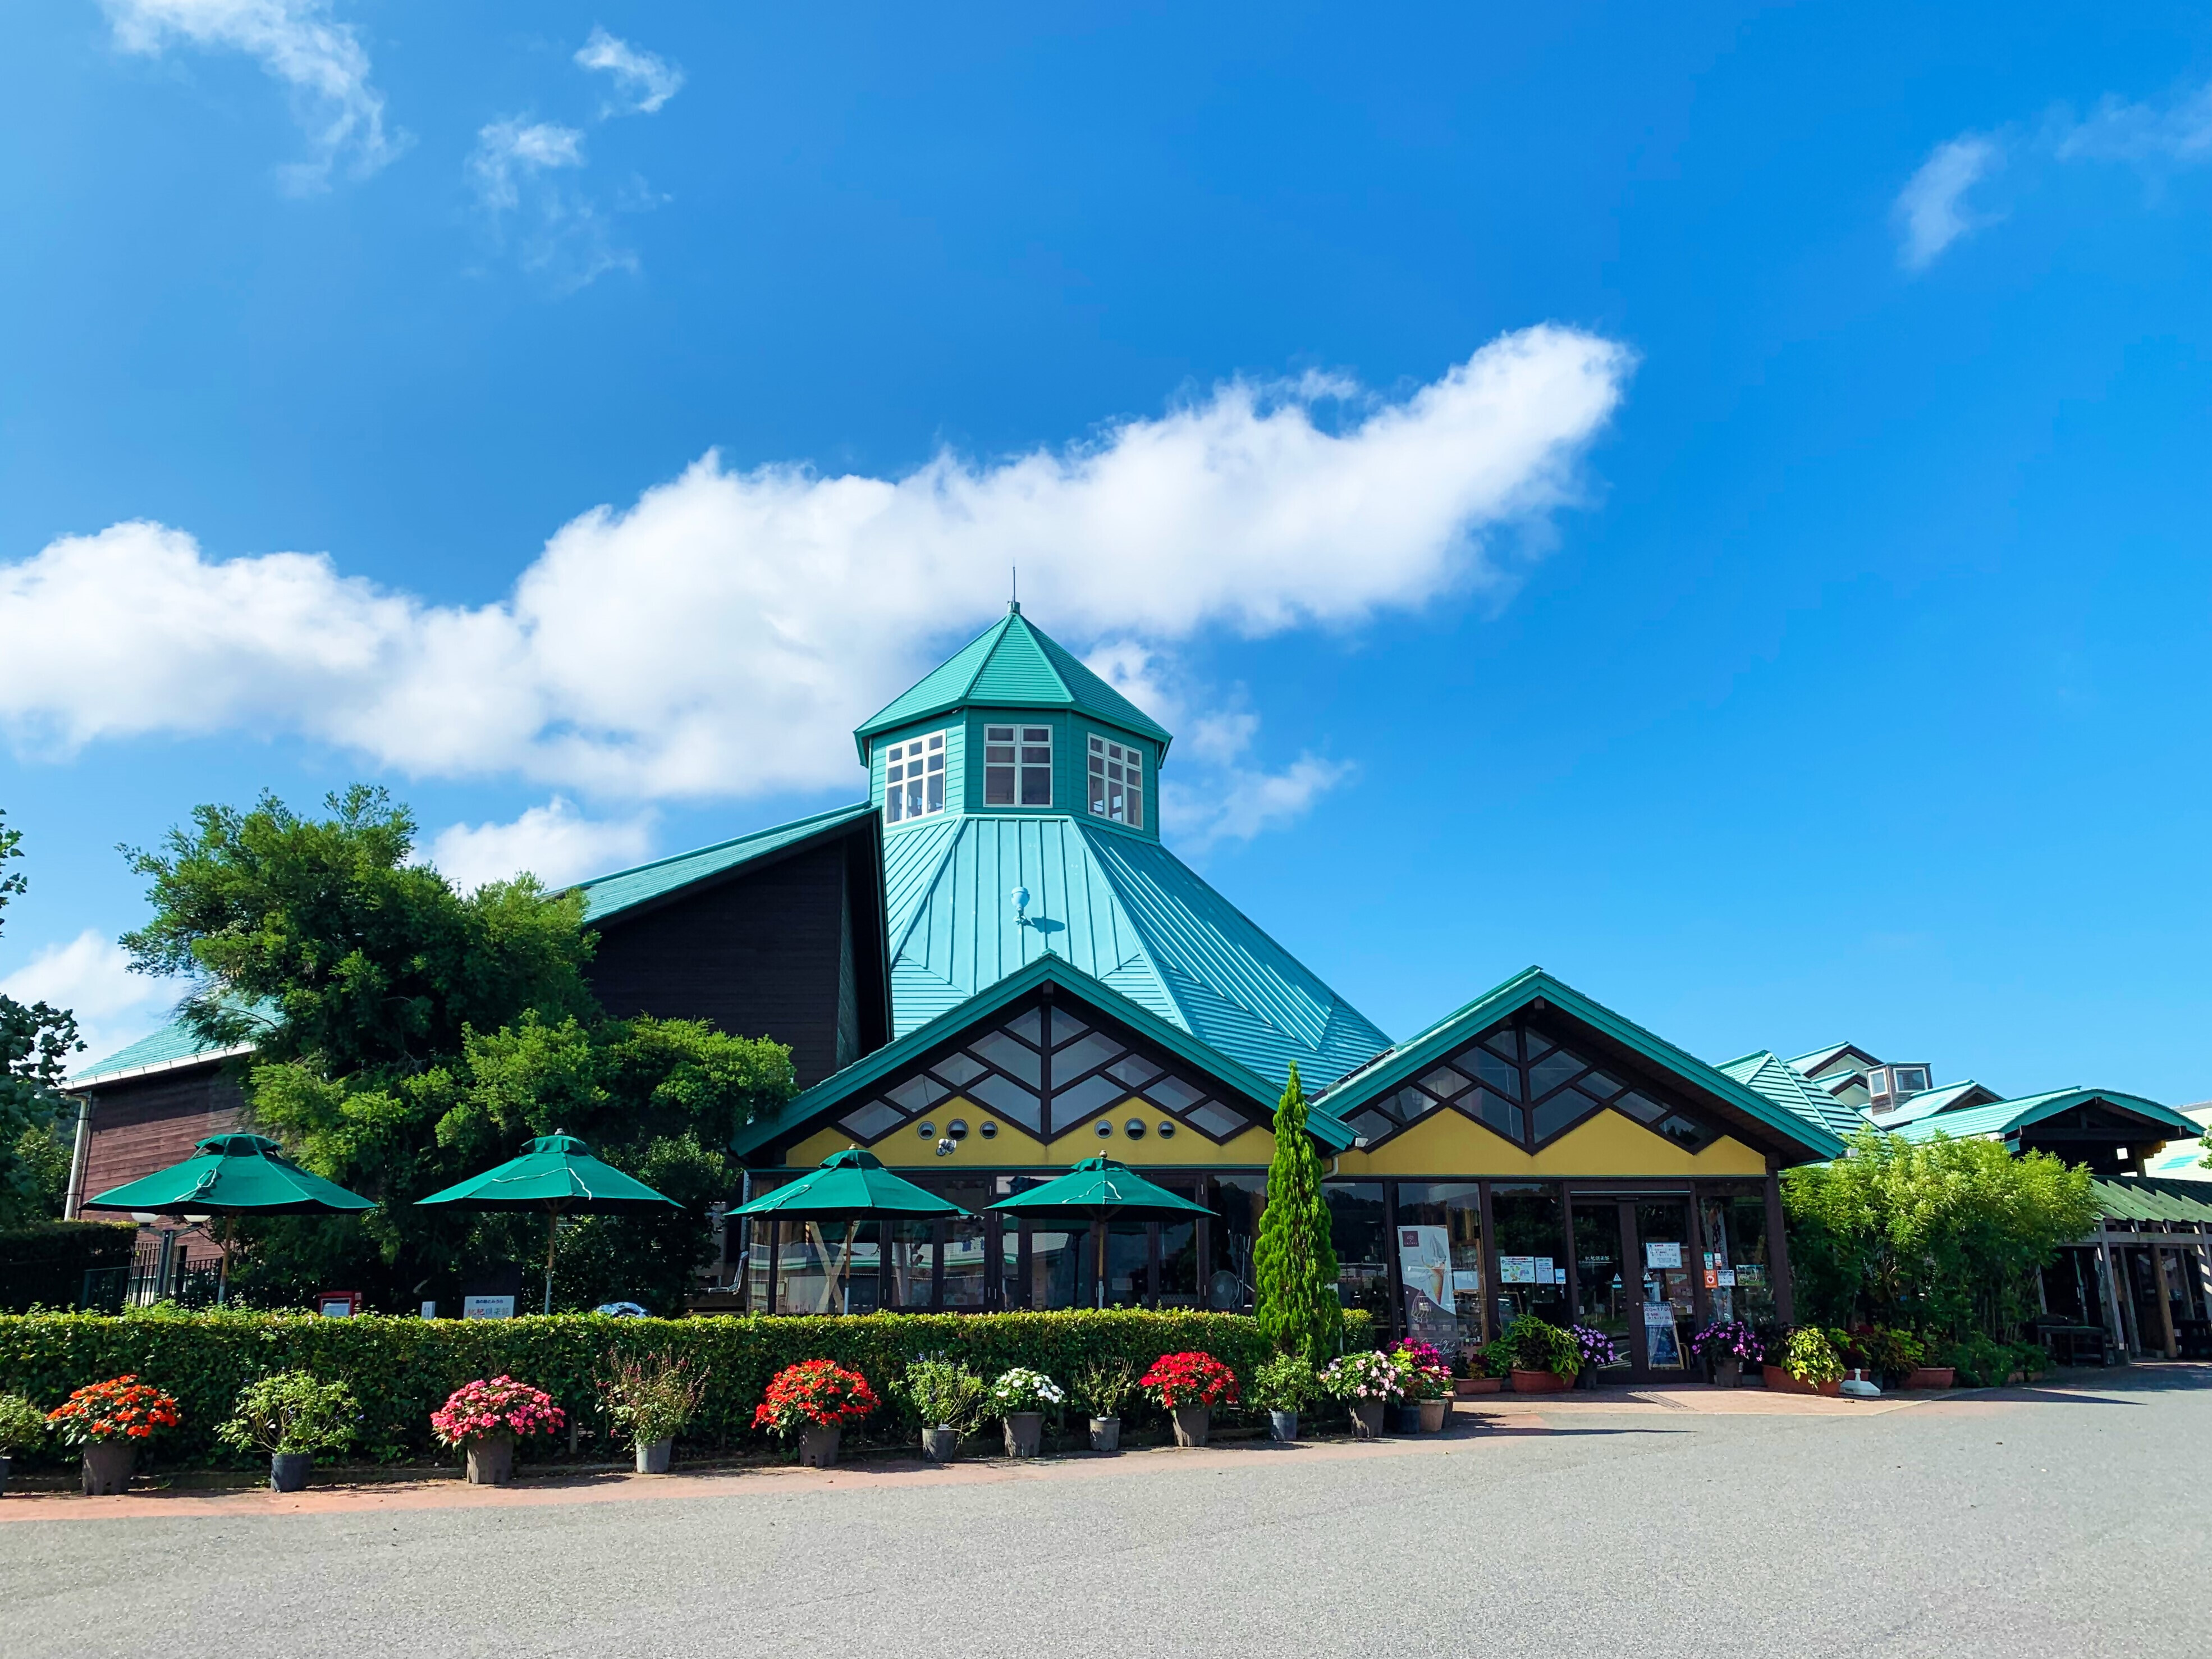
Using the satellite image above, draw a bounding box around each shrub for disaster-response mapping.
[1689,1321,1764,1364]
[1320,1349,1403,1401]
[0,1391,47,1454]
[599,1350,708,1447]
[1252,1064,1342,1363]
[1495,1316,1579,1377]
[987,1366,1065,1415]
[901,1358,987,1432]
[1247,1353,1317,1413]
[215,1371,358,1459]
[753,1361,877,1437]
[430,1376,565,1447]
[1780,1328,1844,1386]
[46,1374,181,1446]
[1069,1360,1135,1421]
[1139,1351,1237,1410]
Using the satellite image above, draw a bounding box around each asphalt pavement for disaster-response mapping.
[4,1368,2206,1659]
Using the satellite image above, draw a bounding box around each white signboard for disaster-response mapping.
[1715,1268,1737,1288]
[1452,1270,1483,1293]
[462,1295,516,1320]
[1644,1241,1683,1269]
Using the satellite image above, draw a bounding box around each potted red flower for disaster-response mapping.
[430,1376,566,1486]
[754,1360,878,1467]
[46,1374,181,1495]
[1139,1351,1239,1447]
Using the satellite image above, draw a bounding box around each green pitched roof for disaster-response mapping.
[2090,1175,2212,1224]
[1718,1050,1863,1140]
[1865,1078,2002,1127]
[1789,1043,1871,1079]
[1883,1087,2202,1145]
[881,811,1390,1092]
[74,1018,244,1085]
[570,802,877,924]
[1318,967,1847,1164]
[853,605,1174,761]
[731,953,1356,1159]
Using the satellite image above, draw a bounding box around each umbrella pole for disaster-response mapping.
[217,1215,235,1308]
[544,1209,558,1316]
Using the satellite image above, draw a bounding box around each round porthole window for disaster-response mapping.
[916,1121,936,1139]
[979,1121,998,1139]
[1095,1119,1114,1137]
[947,1119,969,1140]
[1156,1121,1176,1140]
[1123,1118,1146,1140]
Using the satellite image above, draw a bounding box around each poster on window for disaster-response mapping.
[1500,1255,1536,1284]
[1644,1241,1683,1269]
[1643,1300,1683,1366]
[1397,1226,1453,1311]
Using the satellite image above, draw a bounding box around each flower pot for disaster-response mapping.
[1904,1366,1955,1390]
[1454,1376,1504,1396]
[1711,1358,1742,1388]
[635,1437,674,1475]
[799,1424,842,1468]
[1761,1365,1841,1397]
[1171,1406,1211,1448]
[465,1434,515,1486]
[1002,1411,1043,1458]
[921,1427,959,1463]
[1348,1399,1386,1438]
[1391,1402,1424,1434]
[81,1441,135,1496]
[0,1455,11,1497]
[269,1451,314,1493]
[1510,1368,1573,1394]
[1268,1409,1299,1443]
[1418,1398,1449,1432]
[1088,1417,1120,1454]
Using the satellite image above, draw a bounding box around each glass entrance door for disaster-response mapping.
[1571,1201,1631,1376]
[1634,1199,1696,1374]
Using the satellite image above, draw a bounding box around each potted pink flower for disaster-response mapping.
[431,1375,566,1486]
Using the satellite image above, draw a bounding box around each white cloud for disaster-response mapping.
[102,0,397,190]
[574,27,684,116]
[2055,83,2212,165]
[1894,135,2003,269]
[0,327,1631,806]
[469,118,587,213]
[427,798,656,892]
[0,931,185,1068]
[468,118,635,290]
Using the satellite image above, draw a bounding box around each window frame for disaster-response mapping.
[1087,733,1147,830]
[881,729,949,828]
[983,721,1054,810]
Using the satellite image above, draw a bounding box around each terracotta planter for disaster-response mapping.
[921,1427,959,1463]
[1761,1365,1842,1397]
[1511,1368,1573,1394]
[1348,1399,1386,1438]
[1454,1376,1504,1396]
[1268,1409,1299,1443]
[1171,1406,1211,1448]
[269,1451,313,1492]
[1903,1366,1955,1390]
[798,1424,841,1468]
[465,1434,515,1485]
[1088,1417,1120,1454]
[635,1437,673,1474]
[1418,1398,1449,1432]
[81,1441,135,1496]
[1002,1411,1044,1457]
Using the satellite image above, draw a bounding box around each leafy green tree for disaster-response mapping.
[1252,1063,1343,1361]
[1784,1126,2099,1340]
[0,810,81,1226]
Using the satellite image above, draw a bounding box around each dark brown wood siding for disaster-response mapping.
[77,1063,246,1205]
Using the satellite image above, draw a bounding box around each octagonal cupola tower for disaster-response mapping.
[851,604,1391,1091]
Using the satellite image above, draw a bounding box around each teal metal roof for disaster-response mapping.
[853,605,1174,761]
[74,1016,251,1085]
[881,811,1390,1092]
[1319,967,1847,1164]
[731,954,1357,1159]
[1883,1087,2203,1145]
[570,802,877,924]
[1863,1078,2002,1127]
[2090,1175,2212,1224]
[1719,1050,1863,1140]
[1788,1043,1865,1078]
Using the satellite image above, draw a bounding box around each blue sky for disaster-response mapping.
[2,2,2209,1101]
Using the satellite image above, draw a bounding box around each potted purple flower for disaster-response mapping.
[1689,1320,1763,1387]
[1569,1325,1620,1384]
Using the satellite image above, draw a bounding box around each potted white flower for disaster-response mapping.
[215,1371,359,1492]
[989,1368,1064,1457]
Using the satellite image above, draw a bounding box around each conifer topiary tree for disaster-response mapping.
[1252,1063,1343,1361]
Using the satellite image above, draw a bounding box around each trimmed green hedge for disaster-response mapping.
[0,1307,1372,1467]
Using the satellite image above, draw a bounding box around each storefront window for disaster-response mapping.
[1570,1200,1631,1369]
[938,1179,995,1309]
[1490,1183,1570,1328]
[1699,1192,1776,1331]
[1160,1213,1199,1308]
[882,1218,935,1310]
[1635,1199,1695,1370]
[1393,1182,1485,1359]
[1206,1175,1265,1310]
[774,1219,876,1315]
[1325,1182,1391,1323]
[1032,1225,1085,1309]
[1103,1221,1150,1308]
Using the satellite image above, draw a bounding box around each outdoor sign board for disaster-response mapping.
[462,1295,517,1320]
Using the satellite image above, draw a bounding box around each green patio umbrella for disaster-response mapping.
[988,1156,1211,1309]
[732,1149,970,1315]
[81,1132,375,1305]
[416,1132,681,1315]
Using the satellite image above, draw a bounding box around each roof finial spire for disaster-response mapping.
[1009,565,1020,615]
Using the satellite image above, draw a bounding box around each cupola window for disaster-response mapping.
[1087,734,1144,829]
[883,732,946,825]
[984,724,1053,807]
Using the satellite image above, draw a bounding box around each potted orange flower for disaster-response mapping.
[47,1374,181,1495]
[754,1360,878,1467]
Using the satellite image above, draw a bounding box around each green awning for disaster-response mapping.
[986,1156,1211,1222]
[83,1134,375,1215]
[415,1133,680,1213]
[732,1149,970,1219]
